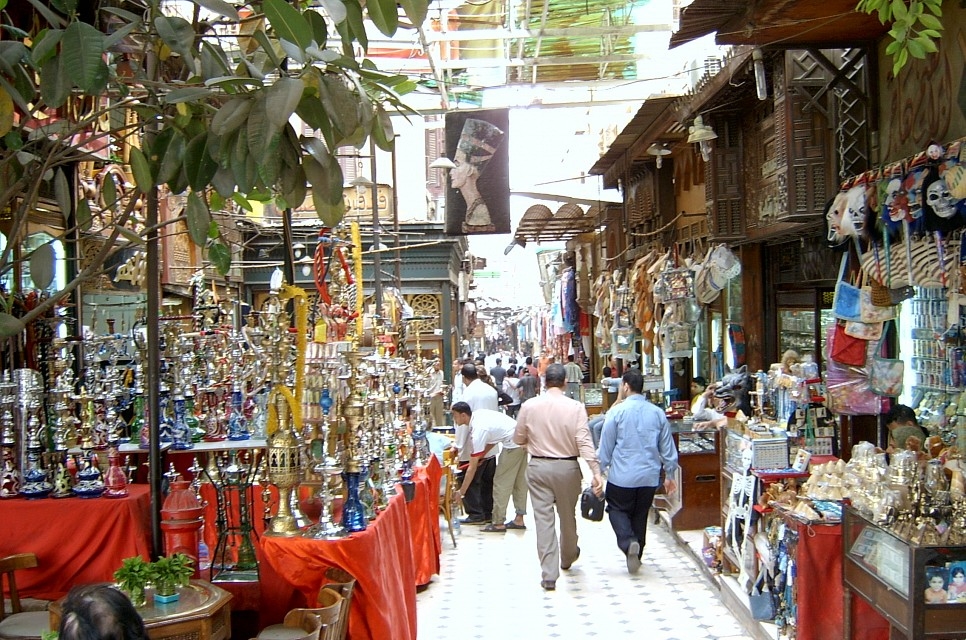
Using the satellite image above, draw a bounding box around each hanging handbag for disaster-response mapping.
[869,320,905,397]
[580,486,605,522]
[844,319,883,341]
[657,267,695,303]
[825,326,884,415]
[830,322,869,366]
[833,252,863,321]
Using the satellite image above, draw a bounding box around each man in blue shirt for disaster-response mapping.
[597,368,679,575]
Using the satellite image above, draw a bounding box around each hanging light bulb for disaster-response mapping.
[646,143,672,169]
[753,49,767,101]
[687,116,717,163]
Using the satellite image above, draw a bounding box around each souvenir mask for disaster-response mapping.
[926,178,956,218]
[826,192,850,247]
[905,169,925,221]
[842,185,868,236]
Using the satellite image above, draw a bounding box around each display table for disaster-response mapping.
[50,580,232,640]
[260,489,418,640]
[404,456,442,586]
[0,485,153,600]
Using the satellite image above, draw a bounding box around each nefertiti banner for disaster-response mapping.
[444,109,510,236]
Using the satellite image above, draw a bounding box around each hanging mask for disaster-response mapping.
[923,165,964,235]
[825,192,850,249]
[904,169,926,232]
[840,185,868,238]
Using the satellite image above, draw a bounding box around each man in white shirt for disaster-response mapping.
[451,403,522,532]
[453,363,499,524]
[451,404,528,533]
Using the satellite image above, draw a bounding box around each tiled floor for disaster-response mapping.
[416,511,754,640]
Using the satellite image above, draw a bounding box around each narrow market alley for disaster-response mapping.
[416,511,753,639]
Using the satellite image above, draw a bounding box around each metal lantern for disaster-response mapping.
[265,393,302,537]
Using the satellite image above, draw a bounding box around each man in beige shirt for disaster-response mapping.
[514,363,604,591]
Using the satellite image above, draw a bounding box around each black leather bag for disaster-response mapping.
[498,392,513,406]
[580,486,605,521]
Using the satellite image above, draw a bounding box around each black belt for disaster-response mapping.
[531,456,578,461]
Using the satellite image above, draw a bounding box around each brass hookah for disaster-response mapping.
[340,348,369,532]
[263,270,310,536]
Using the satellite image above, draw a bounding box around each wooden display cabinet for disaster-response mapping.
[668,425,720,531]
[843,506,966,639]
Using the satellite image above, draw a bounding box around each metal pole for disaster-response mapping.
[370,138,383,316]
[391,140,401,288]
[146,174,162,559]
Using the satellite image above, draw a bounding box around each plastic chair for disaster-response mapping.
[0,554,49,640]
[438,465,457,548]
[320,568,355,640]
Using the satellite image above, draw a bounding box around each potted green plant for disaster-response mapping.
[148,554,193,603]
[113,556,151,607]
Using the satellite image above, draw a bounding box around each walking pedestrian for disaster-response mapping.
[514,363,603,591]
[596,368,679,575]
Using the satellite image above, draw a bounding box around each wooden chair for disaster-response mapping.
[255,609,322,640]
[0,554,49,640]
[438,464,457,548]
[320,568,355,640]
[257,588,342,640]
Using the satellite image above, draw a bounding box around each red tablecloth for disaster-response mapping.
[406,456,442,586]
[0,485,153,600]
[260,490,418,640]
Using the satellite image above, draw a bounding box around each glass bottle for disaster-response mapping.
[204,390,226,441]
[184,391,203,443]
[103,446,129,498]
[227,383,250,441]
[158,386,173,443]
[341,469,367,532]
[133,392,149,450]
[171,388,193,450]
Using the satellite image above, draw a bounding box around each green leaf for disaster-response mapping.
[208,241,231,275]
[104,20,140,50]
[891,0,907,20]
[129,147,155,191]
[263,0,313,50]
[305,10,329,46]
[117,225,146,245]
[200,42,231,80]
[343,0,368,52]
[917,34,938,53]
[398,0,428,28]
[371,105,395,152]
[253,30,283,70]
[207,220,220,239]
[53,168,71,221]
[30,28,62,67]
[885,39,901,55]
[266,77,305,128]
[76,197,92,232]
[232,193,253,211]
[185,133,219,192]
[279,164,307,209]
[211,165,236,197]
[186,191,212,247]
[61,21,105,93]
[907,37,925,59]
[155,16,196,63]
[918,13,943,31]
[165,86,212,104]
[102,172,118,212]
[247,95,279,158]
[317,0,346,25]
[157,131,186,186]
[211,97,252,136]
[0,313,24,338]
[188,0,238,20]
[39,56,70,108]
[25,0,66,28]
[318,76,361,144]
[366,0,398,37]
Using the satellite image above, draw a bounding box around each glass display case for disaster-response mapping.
[778,308,834,364]
[843,506,966,639]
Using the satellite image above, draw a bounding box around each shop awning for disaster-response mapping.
[511,202,607,245]
[669,0,888,49]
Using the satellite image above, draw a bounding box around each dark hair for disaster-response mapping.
[495,358,502,365]
[602,366,612,377]
[885,404,917,425]
[545,363,566,387]
[451,401,472,416]
[59,585,147,640]
[693,376,707,388]
[952,566,965,579]
[567,355,575,362]
[525,356,533,365]
[622,368,644,394]
[460,363,479,380]
[507,366,517,376]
